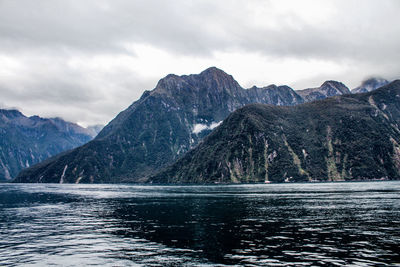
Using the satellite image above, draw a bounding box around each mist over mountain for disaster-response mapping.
[0,110,96,181]
[351,77,390,94]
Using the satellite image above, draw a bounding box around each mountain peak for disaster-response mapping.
[195,67,240,93]
[155,67,240,95]
[199,66,228,77]
[320,80,350,95]
[321,80,342,86]
[158,67,228,84]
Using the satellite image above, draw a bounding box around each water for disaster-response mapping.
[0,182,400,266]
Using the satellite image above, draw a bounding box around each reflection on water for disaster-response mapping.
[1,182,400,266]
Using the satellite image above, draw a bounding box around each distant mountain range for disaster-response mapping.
[13,67,393,183]
[0,110,102,181]
[151,81,400,183]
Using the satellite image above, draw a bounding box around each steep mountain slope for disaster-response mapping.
[0,110,95,181]
[15,67,305,183]
[351,77,389,94]
[150,80,400,183]
[297,81,351,102]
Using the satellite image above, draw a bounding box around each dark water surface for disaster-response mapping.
[1,182,400,266]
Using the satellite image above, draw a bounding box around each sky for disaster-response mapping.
[0,0,399,127]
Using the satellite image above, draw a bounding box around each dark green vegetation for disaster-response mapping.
[14,67,385,183]
[0,110,98,181]
[151,80,400,183]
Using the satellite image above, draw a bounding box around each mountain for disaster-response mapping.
[150,80,400,183]
[351,77,389,94]
[14,67,305,183]
[297,81,351,102]
[0,110,95,181]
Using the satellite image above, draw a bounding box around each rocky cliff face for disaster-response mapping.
[351,77,389,94]
[0,110,95,181]
[15,67,305,183]
[297,81,351,102]
[150,80,400,183]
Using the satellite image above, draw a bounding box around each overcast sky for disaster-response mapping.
[0,0,399,126]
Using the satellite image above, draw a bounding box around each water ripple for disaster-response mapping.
[1,181,400,266]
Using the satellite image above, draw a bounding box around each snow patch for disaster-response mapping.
[192,121,222,134]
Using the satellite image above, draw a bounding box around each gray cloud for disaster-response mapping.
[0,0,399,125]
[2,0,397,59]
